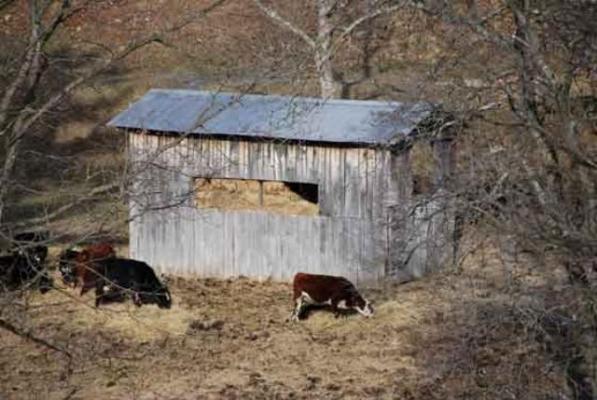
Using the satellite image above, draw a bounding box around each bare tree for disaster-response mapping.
[417,1,597,397]
[434,0,597,274]
[0,0,227,370]
[0,0,227,225]
[252,0,409,98]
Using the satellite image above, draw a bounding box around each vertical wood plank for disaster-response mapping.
[131,134,402,283]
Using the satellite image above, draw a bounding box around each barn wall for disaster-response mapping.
[131,208,385,282]
[386,141,456,282]
[129,133,396,219]
[127,133,396,283]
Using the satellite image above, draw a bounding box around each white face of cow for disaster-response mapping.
[355,299,374,318]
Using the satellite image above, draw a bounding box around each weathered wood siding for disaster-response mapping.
[127,132,455,283]
[130,208,383,282]
[127,133,398,283]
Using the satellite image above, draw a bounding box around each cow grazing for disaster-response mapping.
[0,242,52,294]
[288,272,374,321]
[58,243,116,294]
[58,249,80,285]
[11,231,49,263]
[93,258,171,309]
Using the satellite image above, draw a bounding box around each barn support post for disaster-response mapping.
[429,137,457,270]
[432,138,456,189]
[386,145,417,282]
[387,136,458,282]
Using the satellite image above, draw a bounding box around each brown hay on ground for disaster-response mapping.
[0,258,572,399]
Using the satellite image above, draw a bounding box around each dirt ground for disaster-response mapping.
[0,244,572,400]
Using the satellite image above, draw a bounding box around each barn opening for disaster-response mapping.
[194,178,319,216]
[411,141,434,195]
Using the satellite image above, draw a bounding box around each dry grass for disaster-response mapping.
[0,241,573,399]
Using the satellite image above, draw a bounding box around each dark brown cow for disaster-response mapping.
[288,272,374,321]
[58,243,116,295]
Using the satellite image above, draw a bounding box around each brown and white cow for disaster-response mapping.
[288,272,374,321]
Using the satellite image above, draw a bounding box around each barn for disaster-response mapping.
[108,89,456,284]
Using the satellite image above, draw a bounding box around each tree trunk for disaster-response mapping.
[0,137,19,223]
[316,0,343,98]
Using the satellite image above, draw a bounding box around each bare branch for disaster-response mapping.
[12,0,226,141]
[336,2,406,44]
[0,0,228,222]
[9,182,120,230]
[0,45,37,133]
[319,0,340,17]
[436,5,512,51]
[0,318,72,359]
[0,0,16,12]
[252,0,316,48]
[0,0,72,133]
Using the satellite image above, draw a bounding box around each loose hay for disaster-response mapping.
[28,288,194,342]
[1,260,573,399]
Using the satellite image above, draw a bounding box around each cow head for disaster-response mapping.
[58,249,80,285]
[139,286,172,309]
[15,245,52,294]
[156,286,172,309]
[31,247,52,293]
[352,293,374,318]
[33,245,48,264]
[12,231,48,262]
[153,274,172,309]
[14,245,46,263]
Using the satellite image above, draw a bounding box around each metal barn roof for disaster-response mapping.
[108,89,435,145]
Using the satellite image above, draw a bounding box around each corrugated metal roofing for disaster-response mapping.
[107,89,435,145]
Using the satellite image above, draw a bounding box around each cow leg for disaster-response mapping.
[332,298,350,318]
[79,271,94,295]
[95,282,104,308]
[288,296,305,322]
[330,299,340,318]
[132,291,142,307]
[288,299,299,322]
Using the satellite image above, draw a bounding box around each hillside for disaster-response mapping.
[1,1,595,399]
[0,240,573,399]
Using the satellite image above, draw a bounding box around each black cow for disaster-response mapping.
[0,244,52,293]
[288,272,374,321]
[92,258,171,309]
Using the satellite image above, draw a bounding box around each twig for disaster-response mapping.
[0,318,72,359]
